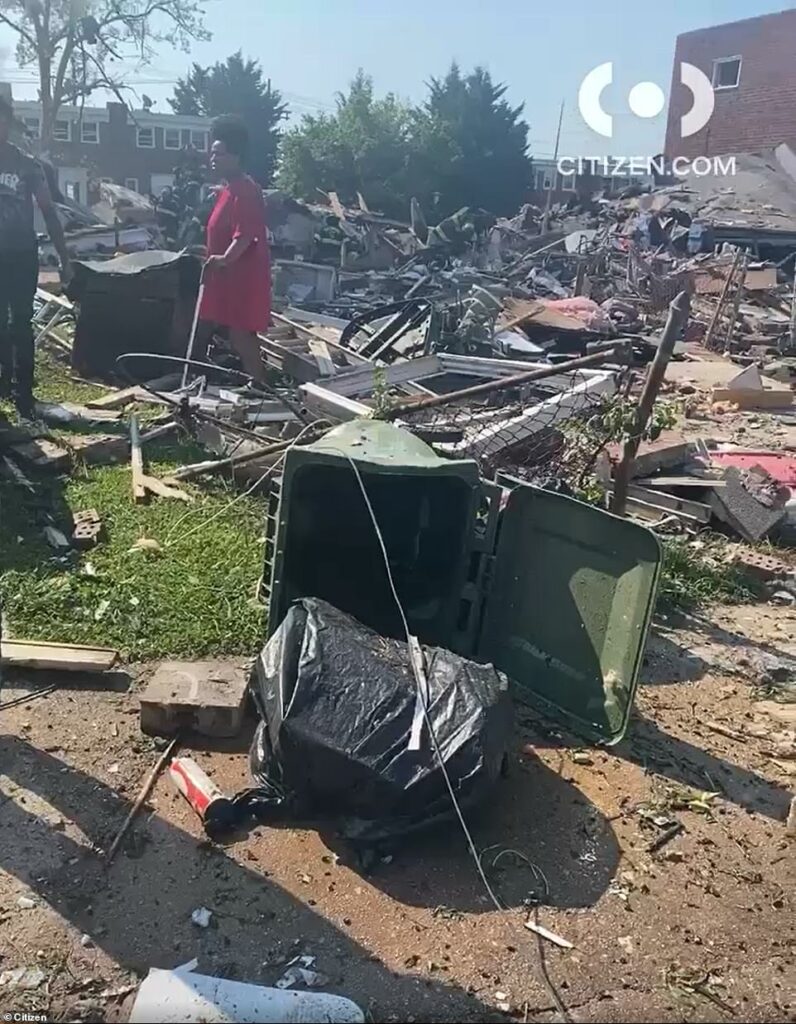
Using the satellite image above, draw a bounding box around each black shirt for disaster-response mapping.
[0,143,44,252]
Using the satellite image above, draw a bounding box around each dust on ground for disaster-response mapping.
[0,600,794,1023]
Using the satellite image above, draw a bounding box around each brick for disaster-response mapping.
[139,660,250,738]
[63,433,129,466]
[666,10,796,159]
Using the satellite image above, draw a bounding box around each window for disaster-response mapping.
[535,168,553,191]
[23,116,40,139]
[53,119,71,142]
[125,177,139,192]
[136,126,155,148]
[712,56,741,90]
[190,130,208,151]
[560,173,576,192]
[164,127,181,150]
[80,121,99,144]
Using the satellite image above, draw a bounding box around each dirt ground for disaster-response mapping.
[0,599,794,1023]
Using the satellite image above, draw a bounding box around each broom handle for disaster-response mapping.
[181,274,206,391]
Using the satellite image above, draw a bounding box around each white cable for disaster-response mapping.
[164,422,318,546]
[340,451,504,910]
[340,448,572,1023]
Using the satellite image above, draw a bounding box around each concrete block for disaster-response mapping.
[710,467,786,542]
[65,433,129,466]
[139,660,249,738]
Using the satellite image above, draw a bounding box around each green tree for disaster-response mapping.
[169,52,288,185]
[277,66,532,220]
[277,70,415,218]
[0,0,208,146]
[413,64,532,217]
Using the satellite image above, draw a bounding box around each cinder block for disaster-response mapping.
[139,660,250,738]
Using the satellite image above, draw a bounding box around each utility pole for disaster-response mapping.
[541,99,565,234]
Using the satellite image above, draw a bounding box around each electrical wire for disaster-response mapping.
[337,448,573,1022]
[0,685,58,712]
[114,351,312,429]
[163,421,319,547]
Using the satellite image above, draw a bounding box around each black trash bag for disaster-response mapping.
[247,597,513,844]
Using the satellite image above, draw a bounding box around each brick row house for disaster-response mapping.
[526,157,650,207]
[8,93,212,203]
[665,8,796,159]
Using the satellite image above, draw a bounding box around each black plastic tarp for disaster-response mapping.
[248,598,513,844]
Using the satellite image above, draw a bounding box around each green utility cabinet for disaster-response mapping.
[262,420,661,744]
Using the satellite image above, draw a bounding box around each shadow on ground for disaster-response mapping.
[618,713,793,821]
[0,735,511,1021]
[321,750,620,914]
[516,698,792,823]
[640,632,712,685]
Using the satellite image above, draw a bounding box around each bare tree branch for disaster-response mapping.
[1,0,208,144]
[0,11,36,48]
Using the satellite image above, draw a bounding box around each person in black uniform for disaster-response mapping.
[0,96,71,417]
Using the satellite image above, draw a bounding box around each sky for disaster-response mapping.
[0,0,792,157]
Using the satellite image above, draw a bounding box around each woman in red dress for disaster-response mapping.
[200,116,270,380]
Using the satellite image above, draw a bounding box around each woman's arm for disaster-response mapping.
[205,235,250,272]
[205,183,263,274]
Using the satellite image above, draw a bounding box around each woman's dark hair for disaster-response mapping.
[210,115,249,160]
[0,96,14,123]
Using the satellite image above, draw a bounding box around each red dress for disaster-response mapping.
[200,175,271,332]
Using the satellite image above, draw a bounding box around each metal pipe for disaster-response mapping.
[611,291,691,516]
[385,345,624,419]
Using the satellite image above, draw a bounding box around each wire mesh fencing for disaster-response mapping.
[391,364,632,491]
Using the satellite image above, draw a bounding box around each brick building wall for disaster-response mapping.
[10,97,212,201]
[665,9,796,159]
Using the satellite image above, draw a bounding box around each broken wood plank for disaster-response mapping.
[61,433,129,466]
[1,640,118,673]
[87,373,181,410]
[299,382,372,422]
[626,483,712,523]
[620,493,702,526]
[524,920,574,949]
[10,437,71,471]
[140,474,194,503]
[638,474,726,490]
[130,413,193,502]
[307,337,336,377]
[130,415,146,502]
[712,387,794,409]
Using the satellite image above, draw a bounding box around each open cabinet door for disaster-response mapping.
[479,484,661,744]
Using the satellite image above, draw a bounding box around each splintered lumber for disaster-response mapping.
[88,373,181,410]
[711,387,793,409]
[105,737,179,864]
[1,640,118,673]
[612,292,690,516]
[130,414,146,502]
[130,415,192,502]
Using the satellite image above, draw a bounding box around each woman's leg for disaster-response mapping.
[229,329,265,381]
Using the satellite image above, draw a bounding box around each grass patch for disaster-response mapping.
[34,347,109,407]
[658,535,761,613]
[1,350,268,660]
[0,442,267,659]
